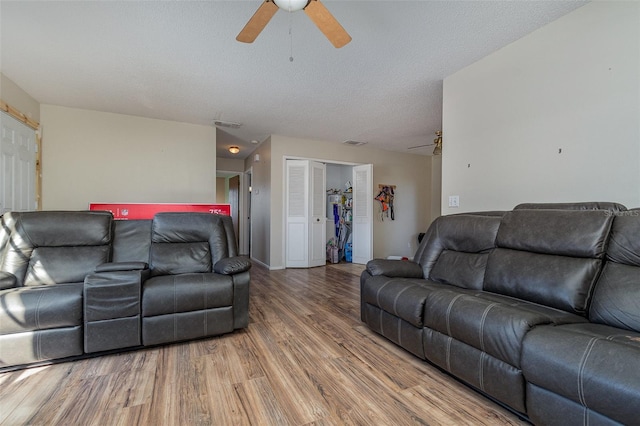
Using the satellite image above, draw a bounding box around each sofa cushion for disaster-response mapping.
[150,242,212,276]
[0,211,113,287]
[18,211,112,247]
[112,219,152,263]
[485,210,613,315]
[361,276,443,328]
[150,213,229,276]
[494,209,611,258]
[423,287,586,368]
[142,273,234,317]
[429,250,490,290]
[0,283,83,334]
[24,246,111,286]
[522,323,640,426]
[590,263,640,333]
[589,213,640,332]
[485,248,601,315]
[414,214,501,289]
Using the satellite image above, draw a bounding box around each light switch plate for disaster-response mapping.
[449,195,460,208]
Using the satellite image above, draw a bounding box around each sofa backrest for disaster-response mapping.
[484,209,613,315]
[589,211,640,332]
[0,211,113,287]
[111,219,152,263]
[414,214,502,290]
[149,212,236,276]
[514,201,627,212]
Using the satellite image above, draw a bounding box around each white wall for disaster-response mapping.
[251,135,431,269]
[442,2,640,214]
[40,105,217,209]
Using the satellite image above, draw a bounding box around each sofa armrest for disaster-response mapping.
[366,259,424,278]
[84,268,147,353]
[0,271,17,289]
[214,256,252,275]
[95,262,148,273]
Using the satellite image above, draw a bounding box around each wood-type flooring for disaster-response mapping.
[0,263,527,425]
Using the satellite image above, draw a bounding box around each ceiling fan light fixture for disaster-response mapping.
[273,0,308,12]
[432,131,443,155]
[229,146,240,154]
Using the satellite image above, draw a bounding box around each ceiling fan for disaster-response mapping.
[408,131,443,155]
[237,0,352,48]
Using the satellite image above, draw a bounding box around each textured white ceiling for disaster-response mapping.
[0,1,587,158]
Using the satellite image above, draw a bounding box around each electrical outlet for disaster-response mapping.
[449,195,460,208]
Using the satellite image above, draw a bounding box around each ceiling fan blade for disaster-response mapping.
[408,144,435,150]
[304,0,351,48]
[236,1,279,43]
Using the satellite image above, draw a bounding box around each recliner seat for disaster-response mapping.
[0,211,112,365]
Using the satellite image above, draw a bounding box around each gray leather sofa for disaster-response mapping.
[361,203,639,425]
[0,210,250,370]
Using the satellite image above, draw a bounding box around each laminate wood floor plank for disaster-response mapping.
[243,321,331,424]
[0,365,73,425]
[0,263,527,425]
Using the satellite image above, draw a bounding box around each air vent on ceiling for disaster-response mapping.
[343,140,368,146]
[213,120,243,129]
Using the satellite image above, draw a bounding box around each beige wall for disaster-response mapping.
[249,136,272,267]
[251,135,431,269]
[0,73,40,122]
[217,157,246,173]
[40,105,217,209]
[442,2,640,214]
[430,155,442,223]
[216,177,227,203]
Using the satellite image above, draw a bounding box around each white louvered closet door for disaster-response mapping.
[286,160,309,268]
[309,161,326,267]
[285,160,326,268]
[352,164,373,264]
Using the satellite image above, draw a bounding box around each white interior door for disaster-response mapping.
[1,112,37,214]
[286,160,309,268]
[309,161,326,267]
[352,164,373,264]
[285,160,326,268]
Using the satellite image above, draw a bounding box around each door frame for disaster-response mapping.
[216,169,248,255]
[281,155,368,268]
[243,167,252,258]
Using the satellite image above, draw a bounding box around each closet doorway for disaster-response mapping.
[284,158,372,268]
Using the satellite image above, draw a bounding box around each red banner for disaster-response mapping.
[89,203,231,220]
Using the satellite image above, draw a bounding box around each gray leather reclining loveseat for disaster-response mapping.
[361,202,639,425]
[0,210,250,370]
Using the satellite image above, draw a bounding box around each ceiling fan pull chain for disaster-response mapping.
[289,11,294,62]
